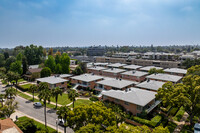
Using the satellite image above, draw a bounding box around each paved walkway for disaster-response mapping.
[170,112,189,133]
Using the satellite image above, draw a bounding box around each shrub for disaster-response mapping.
[89,96,99,101]
[15,118,37,133]
[173,106,185,121]
[166,122,177,133]
[133,115,162,127]
[169,107,179,116]
[15,84,28,92]
[84,92,90,97]
[151,115,162,127]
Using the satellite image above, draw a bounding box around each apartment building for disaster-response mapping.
[146,73,183,83]
[87,66,107,75]
[123,65,142,70]
[101,68,126,78]
[36,76,68,89]
[164,68,187,76]
[136,80,165,92]
[70,74,104,89]
[59,74,73,80]
[102,88,157,115]
[107,63,127,68]
[121,70,148,82]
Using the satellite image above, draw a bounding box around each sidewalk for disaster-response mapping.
[10,110,64,133]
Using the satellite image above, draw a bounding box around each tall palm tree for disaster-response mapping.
[38,82,51,128]
[56,106,70,133]
[51,87,63,109]
[68,89,79,108]
[5,87,16,99]
[29,84,38,102]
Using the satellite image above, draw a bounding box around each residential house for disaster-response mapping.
[36,76,68,89]
[121,70,148,82]
[101,68,126,78]
[102,88,159,115]
[146,73,183,83]
[87,66,107,75]
[136,80,165,92]
[164,68,187,76]
[24,68,42,81]
[70,74,104,89]
[0,118,23,133]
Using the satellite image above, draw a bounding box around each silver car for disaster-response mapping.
[33,102,42,107]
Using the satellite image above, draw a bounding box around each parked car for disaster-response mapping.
[7,95,15,99]
[57,119,65,126]
[33,102,42,107]
[194,123,200,133]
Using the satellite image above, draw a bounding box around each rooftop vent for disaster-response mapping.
[119,79,122,81]
[147,79,150,82]
[132,70,136,74]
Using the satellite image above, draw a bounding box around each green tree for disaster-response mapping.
[15,118,37,133]
[29,84,38,102]
[22,56,28,74]
[10,61,23,75]
[56,106,70,133]
[5,87,17,99]
[72,66,83,75]
[40,67,51,78]
[5,56,16,71]
[45,55,56,72]
[0,54,5,67]
[0,67,6,74]
[3,52,9,60]
[6,71,15,85]
[60,53,70,74]
[55,63,62,74]
[79,62,87,73]
[68,89,79,108]
[148,68,164,74]
[12,72,21,85]
[187,65,200,75]
[55,54,61,64]
[51,87,62,108]
[0,99,18,118]
[156,75,200,125]
[38,82,51,128]
[48,48,53,56]
[0,94,4,107]
[16,52,23,62]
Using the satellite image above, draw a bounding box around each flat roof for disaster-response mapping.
[136,80,165,91]
[146,73,182,82]
[59,74,73,78]
[87,66,107,71]
[164,68,187,74]
[140,66,163,71]
[102,87,156,106]
[123,65,142,70]
[121,70,148,77]
[70,74,104,82]
[36,76,68,84]
[96,78,136,89]
[102,68,126,74]
[107,63,127,68]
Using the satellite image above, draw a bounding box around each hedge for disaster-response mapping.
[133,115,162,127]
[15,84,28,92]
[173,106,185,121]
[89,96,99,101]
[169,107,179,116]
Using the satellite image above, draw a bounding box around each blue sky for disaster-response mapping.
[0,0,200,48]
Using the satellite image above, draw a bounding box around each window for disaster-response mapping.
[124,102,129,105]
[137,105,143,111]
[115,99,120,103]
[61,82,64,84]
[103,96,107,99]
[98,84,103,89]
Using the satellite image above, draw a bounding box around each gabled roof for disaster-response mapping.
[136,80,165,91]
[96,78,136,89]
[140,66,163,71]
[107,63,127,68]
[0,118,23,133]
[164,68,187,74]
[70,74,104,82]
[123,65,142,70]
[102,68,126,74]
[36,76,68,84]
[146,73,182,82]
[102,87,156,106]
[121,70,148,77]
[87,66,107,71]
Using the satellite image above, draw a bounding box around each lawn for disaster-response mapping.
[69,99,93,108]
[50,93,71,105]
[12,78,26,84]
[20,83,32,89]
[17,91,56,109]
[27,91,39,96]
[17,116,56,133]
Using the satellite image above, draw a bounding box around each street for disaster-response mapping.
[0,84,74,133]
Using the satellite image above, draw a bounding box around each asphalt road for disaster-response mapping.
[0,84,74,133]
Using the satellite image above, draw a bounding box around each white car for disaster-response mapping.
[57,119,65,126]
[33,102,42,107]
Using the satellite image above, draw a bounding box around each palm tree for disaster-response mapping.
[38,82,51,128]
[0,99,18,118]
[5,87,16,99]
[68,89,79,108]
[56,106,70,133]
[51,87,63,109]
[29,84,38,102]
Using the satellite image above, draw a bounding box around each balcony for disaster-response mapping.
[146,100,162,114]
